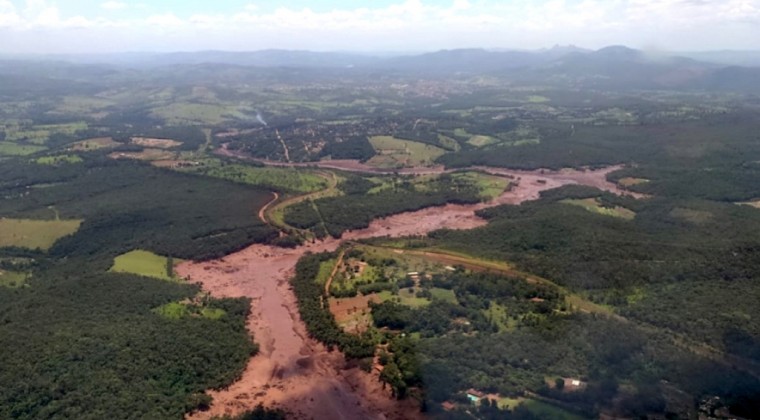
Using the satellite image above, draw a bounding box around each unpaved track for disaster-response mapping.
[177,166,629,420]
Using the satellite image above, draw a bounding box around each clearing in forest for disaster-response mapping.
[0,218,82,250]
[561,198,635,220]
[451,171,510,200]
[34,155,83,165]
[131,137,183,149]
[367,136,446,168]
[0,270,27,288]
[153,301,226,320]
[109,148,177,161]
[68,137,121,151]
[109,250,184,282]
[179,159,329,193]
[618,177,649,188]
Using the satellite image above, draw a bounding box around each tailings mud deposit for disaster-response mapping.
[177,165,631,420]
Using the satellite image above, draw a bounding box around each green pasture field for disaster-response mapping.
[109,250,184,282]
[0,218,82,250]
[451,171,510,199]
[367,136,446,168]
[153,301,227,320]
[520,399,587,420]
[378,287,431,308]
[35,155,83,165]
[68,137,121,151]
[617,177,649,188]
[4,122,88,144]
[0,270,27,288]
[467,134,498,147]
[0,142,46,156]
[183,160,329,193]
[561,198,636,220]
[429,287,457,303]
[316,258,338,285]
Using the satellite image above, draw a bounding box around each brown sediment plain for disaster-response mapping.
[177,165,632,420]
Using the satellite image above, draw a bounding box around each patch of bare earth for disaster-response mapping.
[131,137,183,149]
[177,165,629,420]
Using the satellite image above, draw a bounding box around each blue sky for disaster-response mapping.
[1,0,759,53]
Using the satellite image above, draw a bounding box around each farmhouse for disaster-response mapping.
[466,389,485,404]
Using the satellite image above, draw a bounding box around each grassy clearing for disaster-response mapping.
[498,397,525,410]
[153,301,227,320]
[367,136,446,168]
[68,137,121,151]
[0,218,82,250]
[34,155,83,165]
[109,149,177,161]
[430,287,457,303]
[131,137,183,149]
[315,258,338,285]
[521,399,587,420]
[378,288,431,308]
[618,177,649,188]
[109,250,184,282]
[0,142,46,156]
[561,198,636,220]
[182,160,329,193]
[451,171,510,200]
[0,270,27,288]
[467,135,498,147]
[485,302,517,332]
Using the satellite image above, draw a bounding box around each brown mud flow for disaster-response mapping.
[177,165,631,420]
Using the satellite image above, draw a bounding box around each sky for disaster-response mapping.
[1,0,759,54]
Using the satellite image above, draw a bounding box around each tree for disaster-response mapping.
[166,256,174,278]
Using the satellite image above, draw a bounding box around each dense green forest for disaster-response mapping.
[292,247,760,418]
[0,153,276,417]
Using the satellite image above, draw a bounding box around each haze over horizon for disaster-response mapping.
[1,0,760,54]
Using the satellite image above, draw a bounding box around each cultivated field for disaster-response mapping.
[109,250,183,281]
[68,137,121,151]
[367,136,446,168]
[131,137,183,149]
[180,160,330,193]
[0,218,82,250]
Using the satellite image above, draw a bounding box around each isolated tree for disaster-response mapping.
[166,256,174,278]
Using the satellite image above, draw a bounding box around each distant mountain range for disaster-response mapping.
[2,46,760,92]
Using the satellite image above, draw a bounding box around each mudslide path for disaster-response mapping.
[177,165,629,420]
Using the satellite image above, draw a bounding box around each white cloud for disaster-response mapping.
[101,1,127,11]
[2,0,760,53]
